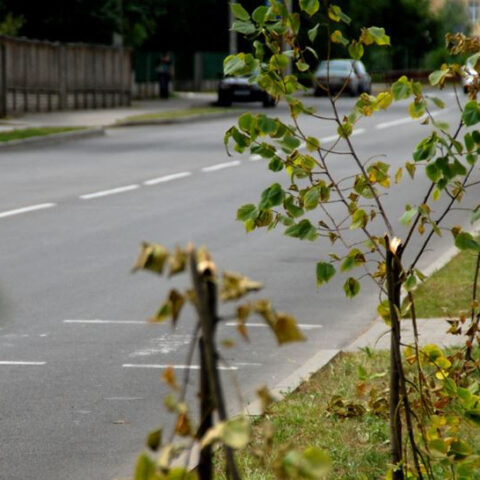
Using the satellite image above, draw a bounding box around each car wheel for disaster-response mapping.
[313,87,322,97]
[218,92,232,107]
[349,86,358,97]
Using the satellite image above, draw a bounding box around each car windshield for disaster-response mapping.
[316,60,352,74]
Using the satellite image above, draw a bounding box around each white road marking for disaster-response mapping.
[0,361,46,366]
[79,184,139,200]
[143,171,191,186]
[104,397,145,401]
[63,319,145,325]
[201,160,241,172]
[376,109,449,130]
[123,364,239,371]
[249,154,263,161]
[225,322,323,330]
[320,128,365,144]
[0,203,56,219]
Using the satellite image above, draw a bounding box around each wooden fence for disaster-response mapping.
[0,36,132,116]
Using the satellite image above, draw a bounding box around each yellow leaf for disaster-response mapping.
[168,246,188,276]
[175,412,192,437]
[395,167,403,184]
[271,313,306,344]
[162,367,179,390]
[132,242,169,275]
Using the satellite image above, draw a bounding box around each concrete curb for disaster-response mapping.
[110,110,241,128]
[0,126,105,149]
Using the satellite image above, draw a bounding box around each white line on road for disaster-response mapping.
[376,109,449,130]
[320,128,365,144]
[63,319,145,325]
[0,203,56,219]
[143,171,191,186]
[201,160,241,172]
[225,322,322,330]
[123,364,239,370]
[79,184,139,200]
[0,361,46,366]
[249,154,263,161]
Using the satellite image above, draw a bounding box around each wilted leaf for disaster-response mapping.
[343,277,360,298]
[221,271,263,301]
[133,242,169,275]
[221,416,250,449]
[168,247,187,276]
[175,412,192,437]
[146,429,162,452]
[162,367,179,390]
[257,385,276,412]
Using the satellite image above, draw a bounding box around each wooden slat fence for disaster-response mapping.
[0,36,131,116]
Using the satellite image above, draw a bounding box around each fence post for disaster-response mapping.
[194,52,203,92]
[0,40,7,117]
[58,45,67,110]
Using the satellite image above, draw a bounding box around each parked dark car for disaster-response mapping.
[217,76,277,107]
[314,59,371,97]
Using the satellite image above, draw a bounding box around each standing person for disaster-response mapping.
[156,53,173,99]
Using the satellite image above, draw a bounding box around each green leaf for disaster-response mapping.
[425,163,440,182]
[408,100,426,119]
[463,101,480,126]
[360,26,390,46]
[252,5,268,24]
[284,196,304,218]
[258,114,278,134]
[343,277,360,298]
[428,69,448,86]
[472,205,480,224]
[259,183,285,209]
[405,274,417,291]
[348,41,364,60]
[268,156,284,172]
[455,232,480,251]
[316,262,336,286]
[270,53,290,70]
[428,96,445,109]
[134,454,157,480]
[237,204,257,221]
[284,219,318,241]
[306,136,320,152]
[399,207,417,226]
[341,249,365,272]
[303,187,320,210]
[308,24,319,43]
[221,417,250,449]
[391,76,412,101]
[328,5,351,24]
[232,20,256,35]
[231,3,250,21]
[350,209,368,229]
[377,300,390,324]
[224,54,246,76]
[299,0,319,16]
[238,112,254,132]
[296,60,310,72]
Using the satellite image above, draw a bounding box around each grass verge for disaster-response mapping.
[0,126,85,142]
[118,106,237,124]
[408,246,480,318]
[216,351,391,479]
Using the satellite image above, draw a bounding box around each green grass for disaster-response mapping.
[119,106,236,123]
[409,247,480,318]
[215,351,391,480]
[0,126,85,143]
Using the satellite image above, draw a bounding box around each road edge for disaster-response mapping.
[0,126,105,149]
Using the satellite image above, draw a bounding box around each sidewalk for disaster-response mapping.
[0,92,218,129]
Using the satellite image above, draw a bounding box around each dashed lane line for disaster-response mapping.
[79,184,139,200]
[123,363,240,371]
[376,109,450,130]
[0,203,56,219]
[224,322,322,330]
[63,319,145,325]
[201,160,241,172]
[143,171,191,186]
[0,361,46,366]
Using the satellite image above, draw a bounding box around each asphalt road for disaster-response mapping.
[0,92,477,480]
